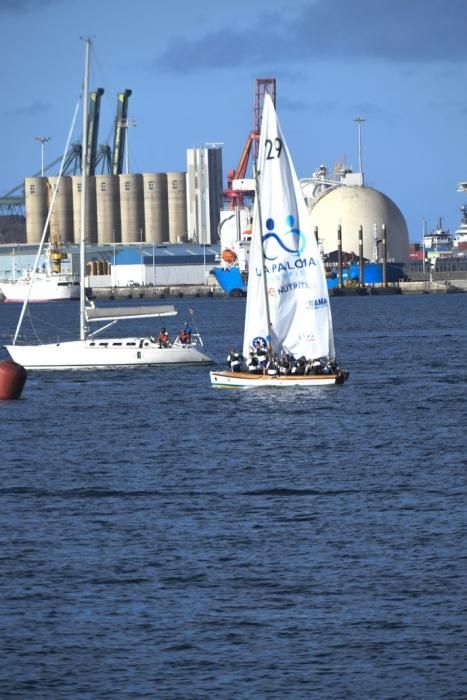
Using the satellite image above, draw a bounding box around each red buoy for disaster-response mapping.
[0,360,28,400]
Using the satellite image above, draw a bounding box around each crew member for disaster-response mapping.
[227,349,243,372]
[158,328,170,348]
[178,327,190,345]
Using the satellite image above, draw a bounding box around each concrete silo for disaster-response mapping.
[142,173,169,243]
[47,176,74,244]
[119,174,144,243]
[95,175,121,244]
[25,177,49,244]
[71,175,97,244]
[308,185,409,262]
[167,172,187,243]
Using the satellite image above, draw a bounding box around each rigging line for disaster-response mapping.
[23,311,77,338]
[12,97,82,345]
[26,309,43,345]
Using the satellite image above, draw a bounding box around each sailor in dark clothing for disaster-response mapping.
[227,350,243,372]
[247,353,261,374]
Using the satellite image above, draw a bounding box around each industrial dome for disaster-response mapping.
[308,185,409,262]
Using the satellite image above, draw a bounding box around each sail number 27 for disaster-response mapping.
[265,138,283,160]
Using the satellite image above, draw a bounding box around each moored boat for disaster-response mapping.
[0,243,79,302]
[4,39,213,370]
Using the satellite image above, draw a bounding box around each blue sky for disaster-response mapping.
[1,0,467,241]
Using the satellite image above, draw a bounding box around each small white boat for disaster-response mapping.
[5,39,212,371]
[210,94,348,388]
[0,243,79,303]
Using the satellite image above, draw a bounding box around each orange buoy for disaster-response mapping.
[0,360,27,400]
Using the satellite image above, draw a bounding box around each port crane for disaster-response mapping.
[111,89,132,175]
[0,88,132,215]
[224,78,276,209]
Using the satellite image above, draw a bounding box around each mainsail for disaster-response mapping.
[243,94,335,361]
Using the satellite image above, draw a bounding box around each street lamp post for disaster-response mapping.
[34,136,51,177]
[353,117,366,185]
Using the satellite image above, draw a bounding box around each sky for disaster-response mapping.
[1,0,467,241]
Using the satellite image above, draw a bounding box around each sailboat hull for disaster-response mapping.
[6,338,213,370]
[210,370,349,388]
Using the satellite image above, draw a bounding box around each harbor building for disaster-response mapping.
[95,175,121,244]
[47,176,74,244]
[119,173,144,243]
[142,173,169,244]
[24,177,48,244]
[186,145,224,244]
[307,184,409,263]
[0,242,219,291]
[167,172,188,243]
[22,171,190,247]
[72,175,97,245]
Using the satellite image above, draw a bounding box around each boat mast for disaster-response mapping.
[254,164,273,355]
[80,38,91,341]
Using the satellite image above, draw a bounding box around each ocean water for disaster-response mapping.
[0,293,466,699]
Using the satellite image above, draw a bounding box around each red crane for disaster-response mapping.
[224,78,276,209]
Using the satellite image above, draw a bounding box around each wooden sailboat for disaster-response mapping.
[5,39,212,370]
[210,94,349,388]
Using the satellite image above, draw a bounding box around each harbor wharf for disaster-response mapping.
[88,278,467,300]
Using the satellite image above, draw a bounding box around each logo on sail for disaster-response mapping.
[306,297,329,309]
[262,215,306,261]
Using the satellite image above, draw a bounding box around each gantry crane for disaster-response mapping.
[86,88,104,175]
[111,89,132,175]
[224,78,276,209]
[1,87,130,214]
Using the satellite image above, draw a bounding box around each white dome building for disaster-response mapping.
[308,185,409,262]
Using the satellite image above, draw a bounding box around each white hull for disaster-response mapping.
[0,276,79,302]
[210,370,349,387]
[6,337,213,370]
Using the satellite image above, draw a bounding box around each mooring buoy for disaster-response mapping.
[0,360,27,400]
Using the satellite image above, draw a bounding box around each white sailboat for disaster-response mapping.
[5,39,212,370]
[210,94,348,388]
[0,242,79,303]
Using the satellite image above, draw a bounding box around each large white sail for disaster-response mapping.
[243,94,335,361]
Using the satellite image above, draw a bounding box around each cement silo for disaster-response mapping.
[95,175,121,244]
[25,176,49,244]
[308,185,409,262]
[167,171,187,243]
[47,176,74,244]
[143,173,169,243]
[71,175,97,244]
[119,174,144,243]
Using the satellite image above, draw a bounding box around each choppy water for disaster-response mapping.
[0,294,466,699]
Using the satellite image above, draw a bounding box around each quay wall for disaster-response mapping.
[87,279,466,300]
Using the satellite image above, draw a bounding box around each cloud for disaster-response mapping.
[156,0,467,73]
[0,0,57,13]
[4,100,50,117]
